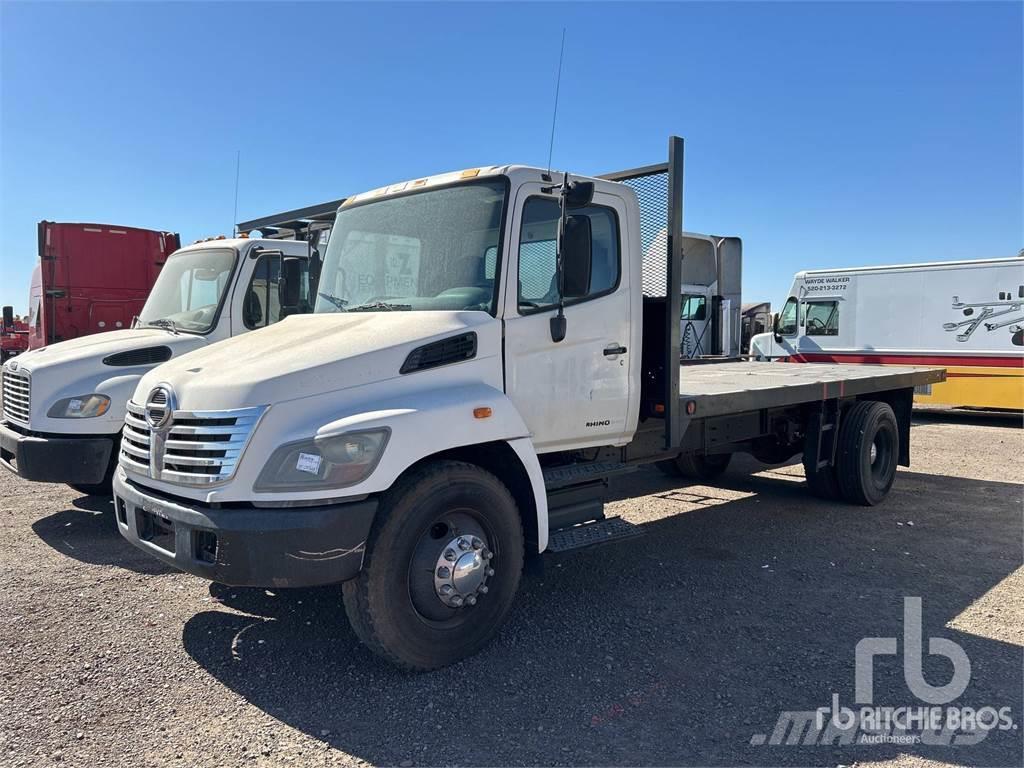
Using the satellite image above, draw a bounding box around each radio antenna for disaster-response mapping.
[232,150,241,235]
[546,28,566,175]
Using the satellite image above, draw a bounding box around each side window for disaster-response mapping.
[804,300,839,336]
[517,197,620,311]
[243,255,284,329]
[778,296,799,336]
[681,294,707,321]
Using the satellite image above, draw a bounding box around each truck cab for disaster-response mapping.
[112,140,942,670]
[748,275,845,361]
[0,237,315,495]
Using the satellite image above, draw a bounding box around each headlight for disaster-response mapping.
[254,428,390,492]
[47,394,111,419]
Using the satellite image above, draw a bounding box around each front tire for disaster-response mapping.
[67,436,120,496]
[342,460,524,671]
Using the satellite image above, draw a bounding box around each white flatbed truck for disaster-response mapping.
[1,237,317,494]
[112,137,944,669]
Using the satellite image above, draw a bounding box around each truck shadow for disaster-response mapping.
[31,495,176,575]
[182,467,1022,767]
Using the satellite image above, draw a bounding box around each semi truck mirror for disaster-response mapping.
[2,305,12,332]
[566,181,595,209]
[772,312,782,343]
[279,257,303,313]
[562,215,592,298]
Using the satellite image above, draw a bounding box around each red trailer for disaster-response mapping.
[26,222,180,349]
[0,312,28,363]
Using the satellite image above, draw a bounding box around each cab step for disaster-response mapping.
[546,517,644,554]
[542,461,635,491]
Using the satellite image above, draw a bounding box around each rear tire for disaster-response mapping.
[342,460,524,671]
[802,440,841,500]
[657,452,732,481]
[836,401,899,506]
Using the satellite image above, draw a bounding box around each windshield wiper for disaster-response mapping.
[317,292,349,310]
[346,301,412,312]
[145,318,179,335]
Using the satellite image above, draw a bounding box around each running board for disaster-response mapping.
[542,461,635,491]
[546,517,644,554]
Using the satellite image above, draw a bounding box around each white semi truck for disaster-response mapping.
[112,138,943,670]
[0,237,317,494]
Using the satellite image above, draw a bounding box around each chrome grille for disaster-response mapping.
[2,368,31,425]
[121,401,264,485]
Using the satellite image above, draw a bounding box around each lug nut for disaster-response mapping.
[472,538,483,550]
[458,537,470,551]
[437,566,450,579]
[486,568,495,577]
[440,584,454,596]
[466,595,477,606]
[444,549,456,562]
[484,551,494,560]
[479,585,488,594]
[450,595,463,607]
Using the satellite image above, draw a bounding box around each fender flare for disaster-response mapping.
[311,383,549,552]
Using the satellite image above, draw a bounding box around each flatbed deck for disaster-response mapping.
[680,361,945,417]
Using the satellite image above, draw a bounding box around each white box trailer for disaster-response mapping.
[750,257,1024,410]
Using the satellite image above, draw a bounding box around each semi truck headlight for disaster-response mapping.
[254,428,390,492]
[47,395,111,419]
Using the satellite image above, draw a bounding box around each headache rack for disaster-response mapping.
[598,136,686,449]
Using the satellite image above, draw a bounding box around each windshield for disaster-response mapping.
[137,248,236,334]
[315,179,507,314]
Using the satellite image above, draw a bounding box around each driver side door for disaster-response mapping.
[502,183,633,452]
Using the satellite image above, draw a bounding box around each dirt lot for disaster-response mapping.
[1,409,1021,767]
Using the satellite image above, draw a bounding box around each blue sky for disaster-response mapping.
[1,1,1021,313]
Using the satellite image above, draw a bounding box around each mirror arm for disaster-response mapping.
[549,171,569,343]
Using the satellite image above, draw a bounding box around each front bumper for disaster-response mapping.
[112,470,379,588]
[0,421,114,484]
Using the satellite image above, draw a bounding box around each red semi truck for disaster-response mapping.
[24,222,180,349]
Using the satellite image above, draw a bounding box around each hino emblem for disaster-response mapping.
[145,385,175,431]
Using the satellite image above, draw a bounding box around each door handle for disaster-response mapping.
[603,344,627,356]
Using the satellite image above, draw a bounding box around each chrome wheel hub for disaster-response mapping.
[433,534,494,608]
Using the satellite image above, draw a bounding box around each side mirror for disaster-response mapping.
[565,181,595,209]
[2,306,12,332]
[548,215,592,343]
[278,257,303,314]
[772,312,782,343]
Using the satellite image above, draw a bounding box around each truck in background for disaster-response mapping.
[113,137,943,670]
[741,301,772,354]
[27,222,181,350]
[1,235,318,495]
[0,307,29,363]
[750,257,1024,410]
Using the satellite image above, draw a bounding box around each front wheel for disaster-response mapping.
[342,460,524,670]
[67,436,120,497]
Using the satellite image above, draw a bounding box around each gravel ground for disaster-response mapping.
[1,408,1021,767]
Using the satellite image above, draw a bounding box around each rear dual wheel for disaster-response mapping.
[803,401,898,506]
[342,461,524,671]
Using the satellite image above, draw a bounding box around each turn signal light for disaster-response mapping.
[473,407,492,419]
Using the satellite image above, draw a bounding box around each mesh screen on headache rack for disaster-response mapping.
[615,170,670,297]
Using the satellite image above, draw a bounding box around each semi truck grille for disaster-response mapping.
[2,369,31,425]
[121,401,264,485]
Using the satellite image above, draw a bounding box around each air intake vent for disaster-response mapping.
[102,346,173,367]
[400,333,477,374]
